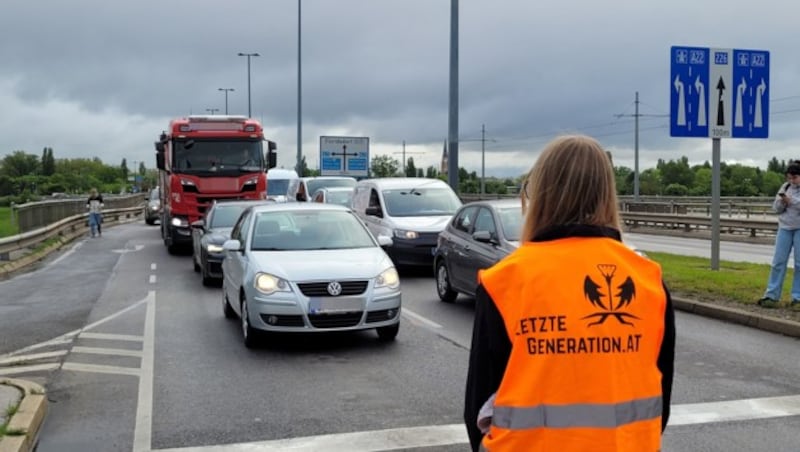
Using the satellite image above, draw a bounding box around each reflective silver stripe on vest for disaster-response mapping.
[492,396,662,430]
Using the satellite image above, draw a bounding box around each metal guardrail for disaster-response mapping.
[0,207,145,278]
[622,212,778,238]
[12,194,146,233]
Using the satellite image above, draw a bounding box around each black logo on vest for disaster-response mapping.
[582,264,639,326]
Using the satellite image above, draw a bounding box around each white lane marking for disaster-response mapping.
[0,350,68,365]
[151,263,157,271]
[71,346,143,358]
[669,394,800,426]
[62,362,141,377]
[401,308,442,329]
[154,424,467,452]
[149,274,157,284]
[1,291,149,360]
[150,394,800,452]
[133,290,156,452]
[0,363,60,376]
[79,332,144,342]
[0,335,77,359]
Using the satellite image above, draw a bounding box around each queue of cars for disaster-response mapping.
[164,174,544,347]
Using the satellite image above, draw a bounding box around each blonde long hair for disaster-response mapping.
[520,135,620,242]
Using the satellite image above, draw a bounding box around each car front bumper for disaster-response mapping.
[245,286,401,333]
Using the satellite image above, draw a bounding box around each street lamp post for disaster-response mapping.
[218,88,234,115]
[237,52,260,117]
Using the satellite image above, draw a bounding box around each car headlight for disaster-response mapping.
[171,217,189,228]
[207,244,224,253]
[254,272,291,295]
[393,229,418,239]
[376,267,400,289]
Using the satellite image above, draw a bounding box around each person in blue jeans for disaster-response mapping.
[86,188,104,238]
[759,163,800,310]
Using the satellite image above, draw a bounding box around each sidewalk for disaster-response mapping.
[0,379,47,452]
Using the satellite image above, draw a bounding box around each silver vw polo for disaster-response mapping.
[221,203,401,347]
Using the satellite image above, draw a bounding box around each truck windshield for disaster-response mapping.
[172,139,263,174]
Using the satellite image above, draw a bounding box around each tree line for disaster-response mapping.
[2,148,796,206]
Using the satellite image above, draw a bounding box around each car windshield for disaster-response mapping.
[172,139,263,174]
[382,187,461,217]
[149,188,160,201]
[267,179,292,196]
[497,206,523,241]
[209,205,248,229]
[250,210,376,251]
[326,190,354,207]
[306,178,356,194]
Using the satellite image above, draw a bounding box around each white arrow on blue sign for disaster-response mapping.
[670,46,769,139]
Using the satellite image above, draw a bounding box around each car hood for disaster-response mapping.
[389,215,452,232]
[205,227,233,244]
[250,247,393,281]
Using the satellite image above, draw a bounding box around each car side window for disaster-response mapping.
[232,210,252,243]
[453,206,478,233]
[369,189,382,210]
[473,207,497,238]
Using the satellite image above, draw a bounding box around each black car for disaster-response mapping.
[191,199,272,286]
[433,199,522,302]
[144,187,161,225]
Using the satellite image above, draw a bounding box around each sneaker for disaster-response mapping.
[757,297,779,308]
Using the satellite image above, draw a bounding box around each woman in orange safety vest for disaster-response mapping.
[464,135,676,452]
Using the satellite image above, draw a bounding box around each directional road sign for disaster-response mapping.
[319,136,370,177]
[670,46,769,139]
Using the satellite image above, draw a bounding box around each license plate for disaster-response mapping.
[308,297,363,314]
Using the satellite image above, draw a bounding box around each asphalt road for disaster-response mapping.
[1,223,798,451]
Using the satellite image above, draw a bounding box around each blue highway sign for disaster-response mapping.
[671,46,769,139]
[319,136,370,177]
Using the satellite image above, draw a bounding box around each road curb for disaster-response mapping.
[673,296,800,338]
[0,379,47,452]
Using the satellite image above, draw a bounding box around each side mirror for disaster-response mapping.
[190,219,205,229]
[155,152,165,171]
[472,230,495,244]
[365,205,382,217]
[222,239,242,251]
[267,150,277,169]
[376,235,393,247]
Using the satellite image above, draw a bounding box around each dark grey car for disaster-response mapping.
[433,199,522,302]
[191,200,272,286]
[144,187,161,225]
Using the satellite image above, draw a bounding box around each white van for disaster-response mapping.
[351,178,462,268]
[266,169,300,202]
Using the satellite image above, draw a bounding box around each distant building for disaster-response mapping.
[440,140,448,175]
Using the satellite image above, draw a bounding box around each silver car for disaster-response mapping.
[221,203,401,347]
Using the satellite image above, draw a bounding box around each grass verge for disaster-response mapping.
[648,251,790,305]
[0,207,18,238]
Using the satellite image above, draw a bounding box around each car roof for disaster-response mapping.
[315,186,355,193]
[210,199,273,209]
[248,202,351,214]
[357,177,450,190]
[461,198,520,209]
[301,176,357,182]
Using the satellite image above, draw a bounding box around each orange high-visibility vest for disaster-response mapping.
[479,236,667,452]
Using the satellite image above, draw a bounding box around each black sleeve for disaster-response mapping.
[464,284,512,452]
[658,282,676,432]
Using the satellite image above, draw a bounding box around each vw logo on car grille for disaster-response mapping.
[327,281,342,296]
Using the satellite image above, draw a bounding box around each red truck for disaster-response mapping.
[154,115,277,253]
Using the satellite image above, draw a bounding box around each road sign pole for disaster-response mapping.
[711,138,721,270]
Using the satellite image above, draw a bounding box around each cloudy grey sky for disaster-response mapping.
[2,0,799,178]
